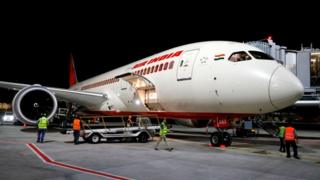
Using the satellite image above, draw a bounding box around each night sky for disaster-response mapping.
[0,3,319,102]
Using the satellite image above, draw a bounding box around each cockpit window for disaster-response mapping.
[249,51,274,60]
[228,51,251,62]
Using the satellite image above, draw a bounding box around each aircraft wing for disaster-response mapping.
[294,100,320,107]
[0,81,108,108]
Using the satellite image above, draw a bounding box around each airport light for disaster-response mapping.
[3,114,14,121]
[135,99,141,105]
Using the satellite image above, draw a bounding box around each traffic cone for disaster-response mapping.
[220,144,225,149]
[23,123,27,128]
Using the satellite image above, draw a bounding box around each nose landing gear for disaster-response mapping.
[210,129,232,147]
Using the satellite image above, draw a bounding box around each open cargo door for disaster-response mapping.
[116,73,164,111]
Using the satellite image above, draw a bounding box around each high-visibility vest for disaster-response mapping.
[73,119,81,130]
[279,126,285,138]
[285,127,296,141]
[160,122,168,136]
[38,117,48,129]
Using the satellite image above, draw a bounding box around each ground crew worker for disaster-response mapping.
[284,121,300,159]
[37,113,49,143]
[275,125,286,152]
[154,118,173,151]
[73,115,81,145]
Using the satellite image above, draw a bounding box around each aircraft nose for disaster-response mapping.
[269,66,304,110]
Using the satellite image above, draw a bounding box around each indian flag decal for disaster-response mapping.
[214,54,225,61]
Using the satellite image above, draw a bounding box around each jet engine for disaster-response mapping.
[174,119,210,128]
[12,85,58,125]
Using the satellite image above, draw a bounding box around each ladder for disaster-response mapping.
[253,119,277,137]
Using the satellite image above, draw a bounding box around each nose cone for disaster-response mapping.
[269,67,304,110]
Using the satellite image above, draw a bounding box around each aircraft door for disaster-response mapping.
[119,84,135,106]
[115,73,164,111]
[177,49,199,81]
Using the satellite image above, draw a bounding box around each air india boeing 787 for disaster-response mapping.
[0,41,304,146]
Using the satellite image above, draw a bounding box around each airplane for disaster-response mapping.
[0,41,304,146]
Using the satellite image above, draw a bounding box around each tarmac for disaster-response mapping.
[0,125,320,180]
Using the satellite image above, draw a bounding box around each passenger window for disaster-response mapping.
[169,61,174,69]
[155,65,159,72]
[163,62,168,70]
[159,64,163,71]
[228,51,251,62]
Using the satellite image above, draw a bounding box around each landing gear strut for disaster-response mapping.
[210,129,232,147]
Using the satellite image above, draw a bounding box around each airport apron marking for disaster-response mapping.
[26,143,130,180]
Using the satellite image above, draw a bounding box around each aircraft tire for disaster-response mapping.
[90,133,101,144]
[210,132,221,146]
[222,132,232,146]
[138,132,149,143]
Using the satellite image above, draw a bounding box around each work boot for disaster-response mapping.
[294,156,300,159]
[167,148,174,151]
[154,148,159,150]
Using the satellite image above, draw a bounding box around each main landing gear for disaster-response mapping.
[210,129,232,147]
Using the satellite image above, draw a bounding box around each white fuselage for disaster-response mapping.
[70,41,304,119]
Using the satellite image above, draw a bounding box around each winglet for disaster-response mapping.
[69,54,78,87]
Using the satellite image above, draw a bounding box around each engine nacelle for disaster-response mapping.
[174,119,210,128]
[12,85,58,125]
